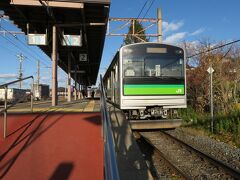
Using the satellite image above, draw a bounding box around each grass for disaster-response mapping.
[179,108,240,148]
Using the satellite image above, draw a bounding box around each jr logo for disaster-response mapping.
[176,89,182,93]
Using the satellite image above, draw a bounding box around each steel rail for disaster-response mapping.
[161,131,240,179]
[139,132,191,179]
[100,75,120,180]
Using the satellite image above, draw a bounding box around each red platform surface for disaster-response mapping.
[0,112,103,180]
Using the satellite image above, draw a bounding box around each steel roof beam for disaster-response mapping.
[10,0,84,9]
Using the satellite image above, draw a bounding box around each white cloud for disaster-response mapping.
[164,32,187,44]
[163,21,184,34]
[190,28,204,36]
[0,73,18,78]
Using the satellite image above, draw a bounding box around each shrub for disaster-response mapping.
[181,107,240,146]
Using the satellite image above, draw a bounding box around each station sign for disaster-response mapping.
[28,33,47,45]
[79,54,88,61]
[62,35,82,47]
[207,67,214,74]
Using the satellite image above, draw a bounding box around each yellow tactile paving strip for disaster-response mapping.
[83,100,95,112]
[4,100,98,113]
[7,108,85,113]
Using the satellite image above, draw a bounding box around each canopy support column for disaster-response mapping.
[74,69,77,100]
[67,52,72,102]
[52,25,58,106]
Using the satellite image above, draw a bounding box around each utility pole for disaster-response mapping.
[37,60,40,87]
[157,8,162,43]
[36,60,40,99]
[17,53,25,89]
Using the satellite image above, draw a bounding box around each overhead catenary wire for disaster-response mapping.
[187,39,240,59]
[0,25,51,67]
[1,12,51,66]
[134,0,156,42]
[136,0,149,19]
[0,30,50,67]
[139,0,156,24]
[0,35,56,85]
[108,0,152,35]
[0,37,66,86]
[0,31,51,68]
[0,13,68,85]
[0,32,50,67]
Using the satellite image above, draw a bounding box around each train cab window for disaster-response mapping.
[123,58,144,77]
[122,45,184,78]
[144,57,184,77]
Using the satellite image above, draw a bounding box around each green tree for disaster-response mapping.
[124,20,148,45]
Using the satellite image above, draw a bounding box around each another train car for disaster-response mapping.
[0,88,28,103]
[103,42,187,129]
[33,84,49,100]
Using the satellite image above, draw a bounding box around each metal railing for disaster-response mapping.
[0,76,34,138]
[100,75,120,180]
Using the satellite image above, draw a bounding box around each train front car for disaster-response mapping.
[120,43,186,129]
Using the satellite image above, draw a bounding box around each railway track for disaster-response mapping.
[138,131,240,179]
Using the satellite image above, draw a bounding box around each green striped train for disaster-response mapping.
[103,42,187,129]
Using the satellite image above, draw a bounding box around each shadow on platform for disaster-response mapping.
[0,113,64,179]
[108,105,153,180]
[0,111,102,178]
[49,162,74,180]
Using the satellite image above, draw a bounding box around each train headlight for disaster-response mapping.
[176,50,183,54]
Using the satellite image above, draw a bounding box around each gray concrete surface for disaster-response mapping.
[108,105,153,180]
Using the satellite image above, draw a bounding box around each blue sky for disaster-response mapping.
[1,0,240,87]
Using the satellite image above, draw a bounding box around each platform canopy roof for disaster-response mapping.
[0,0,110,86]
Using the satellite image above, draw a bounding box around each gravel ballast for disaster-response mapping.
[167,128,240,171]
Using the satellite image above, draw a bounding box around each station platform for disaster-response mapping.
[0,99,154,179]
[0,99,103,180]
[4,98,100,113]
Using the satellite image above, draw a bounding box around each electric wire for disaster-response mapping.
[0,30,54,83]
[0,27,50,67]
[1,12,69,85]
[0,25,51,66]
[187,39,240,59]
[0,36,51,78]
[136,0,149,19]
[139,0,156,23]
[0,32,50,67]
[0,34,66,84]
[1,12,51,66]
[109,0,152,36]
